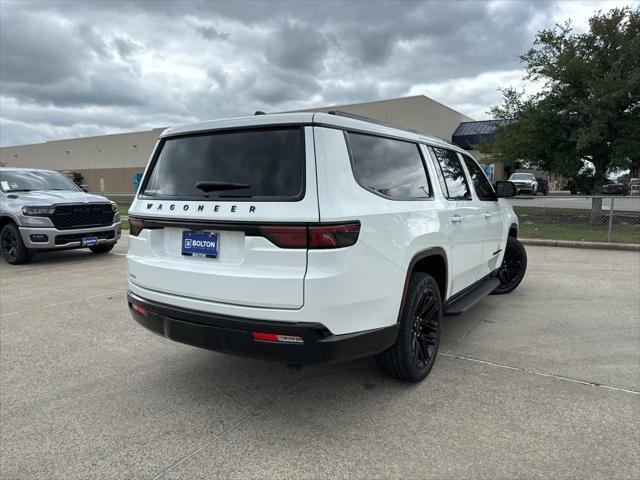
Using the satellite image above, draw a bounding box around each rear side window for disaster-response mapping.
[429,147,471,200]
[347,132,431,199]
[142,128,304,200]
[461,155,497,201]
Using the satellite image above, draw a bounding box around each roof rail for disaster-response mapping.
[327,110,445,142]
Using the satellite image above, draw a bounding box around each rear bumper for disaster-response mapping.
[127,292,399,366]
[19,222,121,249]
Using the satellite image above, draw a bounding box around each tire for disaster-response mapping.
[89,243,115,254]
[491,236,527,295]
[0,223,33,265]
[376,273,442,382]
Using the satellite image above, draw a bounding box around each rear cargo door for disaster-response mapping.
[127,126,319,309]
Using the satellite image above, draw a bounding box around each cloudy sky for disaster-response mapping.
[0,0,637,146]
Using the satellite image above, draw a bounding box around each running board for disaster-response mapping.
[444,277,500,316]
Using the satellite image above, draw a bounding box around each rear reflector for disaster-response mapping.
[252,332,304,344]
[131,303,146,315]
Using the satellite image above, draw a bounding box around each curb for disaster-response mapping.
[520,238,640,251]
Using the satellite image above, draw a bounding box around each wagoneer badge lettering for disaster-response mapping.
[145,202,257,214]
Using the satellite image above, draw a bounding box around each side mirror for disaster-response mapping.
[80,184,89,192]
[495,181,516,198]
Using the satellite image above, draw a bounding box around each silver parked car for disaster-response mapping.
[508,173,538,195]
[0,168,121,264]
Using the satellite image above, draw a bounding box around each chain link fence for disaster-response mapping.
[510,195,640,244]
[108,193,639,245]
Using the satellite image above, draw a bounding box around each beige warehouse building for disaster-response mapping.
[0,95,499,194]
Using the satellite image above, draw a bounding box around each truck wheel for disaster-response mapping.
[89,243,115,254]
[492,236,527,295]
[0,223,33,265]
[376,273,442,382]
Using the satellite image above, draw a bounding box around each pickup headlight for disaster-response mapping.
[22,206,55,216]
[111,202,121,222]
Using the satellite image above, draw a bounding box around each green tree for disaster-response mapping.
[481,7,640,215]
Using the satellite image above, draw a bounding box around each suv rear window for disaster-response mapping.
[347,132,431,199]
[142,128,304,200]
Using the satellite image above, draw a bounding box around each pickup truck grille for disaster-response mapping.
[51,204,115,230]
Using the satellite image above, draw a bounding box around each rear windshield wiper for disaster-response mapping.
[195,181,250,192]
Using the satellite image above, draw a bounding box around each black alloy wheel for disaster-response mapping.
[0,223,33,265]
[376,273,442,382]
[0,227,17,262]
[411,287,440,368]
[492,236,527,295]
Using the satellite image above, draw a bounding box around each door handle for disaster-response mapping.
[451,215,463,223]
[483,212,492,219]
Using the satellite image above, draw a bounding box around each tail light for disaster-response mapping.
[308,223,360,248]
[259,222,360,249]
[129,217,145,236]
[129,217,163,236]
[259,226,308,248]
[128,217,360,248]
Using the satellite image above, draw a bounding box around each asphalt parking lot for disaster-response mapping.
[1,237,639,479]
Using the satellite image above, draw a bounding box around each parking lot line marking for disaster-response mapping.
[0,290,124,317]
[150,410,262,480]
[445,307,494,354]
[149,370,319,480]
[441,352,640,396]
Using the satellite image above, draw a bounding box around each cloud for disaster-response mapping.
[112,35,144,58]
[195,25,229,41]
[265,21,331,71]
[1,0,637,146]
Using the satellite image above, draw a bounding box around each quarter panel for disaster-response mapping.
[312,126,452,321]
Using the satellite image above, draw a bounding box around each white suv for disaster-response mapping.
[127,112,526,382]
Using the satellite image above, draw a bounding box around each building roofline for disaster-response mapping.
[292,94,474,121]
[0,126,167,149]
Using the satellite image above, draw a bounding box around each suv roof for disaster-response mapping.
[161,112,458,152]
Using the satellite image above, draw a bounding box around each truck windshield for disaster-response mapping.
[142,127,304,200]
[0,170,80,193]
[509,173,533,180]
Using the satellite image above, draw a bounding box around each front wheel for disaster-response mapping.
[491,236,527,295]
[376,273,442,382]
[0,223,33,265]
[89,243,115,254]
